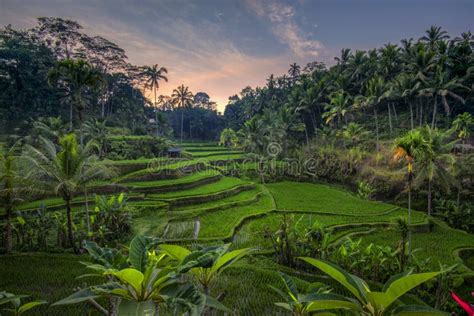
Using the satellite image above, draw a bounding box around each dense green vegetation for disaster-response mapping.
[1,19,473,315]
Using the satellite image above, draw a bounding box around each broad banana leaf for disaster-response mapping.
[299,257,368,302]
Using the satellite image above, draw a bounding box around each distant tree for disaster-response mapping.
[35,17,83,59]
[48,59,105,135]
[24,134,114,253]
[171,84,194,143]
[452,112,473,148]
[393,129,431,252]
[415,126,457,216]
[420,25,450,49]
[288,63,301,83]
[219,128,238,148]
[140,64,168,107]
[0,141,32,253]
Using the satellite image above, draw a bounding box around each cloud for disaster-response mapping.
[246,0,323,58]
[0,0,298,111]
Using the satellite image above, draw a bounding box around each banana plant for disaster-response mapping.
[160,243,252,295]
[298,257,448,315]
[270,272,333,316]
[0,291,47,315]
[53,235,230,315]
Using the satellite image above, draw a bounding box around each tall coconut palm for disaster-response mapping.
[23,134,114,253]
[0,141,33,253]
[452,112,473,148]
[415,126,457,217]
[420,25,450,49]
[48,59,104,133]
[140,64,168,107]
[355,76,386,151]
[322,90,351,126]
[393,129,431,252]
[388,74,420,129]
[288,63,301,83]
[140,64,168,135]
[419,67,468,128]
[171,84,194,143]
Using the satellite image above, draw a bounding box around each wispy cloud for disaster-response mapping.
[246,0,323,58]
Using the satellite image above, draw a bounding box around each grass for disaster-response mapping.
[147,177,250,199]
[0,253,99,316]
[232,209,427,250]
[172,188,262,212]
[267,181,395,215]
[1,144,473,316]
[125,170,220,189]
[360,222,474,269]
[190,151,243,158]
[197,191,274,239]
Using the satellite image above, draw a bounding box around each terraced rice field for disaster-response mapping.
[3,142,474,315]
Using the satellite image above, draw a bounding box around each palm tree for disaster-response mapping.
[340,122,369,147]
[419,67,467,128]
[288,63,301,83]
[355,76,386,151]
[388,74,420,129]
[140,64,168,135]
[23,134,114,253]
[420,25,450,49]
[83,118,108,158]
[452,112,473,148]
[171,84,194,143]
[0,141,32,253]
[322,90,351,125]
[140,64,168,107]
[416,126,457,217]
[48,59,104,134]
[393,129,431,252]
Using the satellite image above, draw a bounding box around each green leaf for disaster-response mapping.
[299,257,367,302]
[0,295,28,306]
[392,305,450,315]
[159,244,191,261]
[129,235,155,272]
[18,300,47,314]
[52,288,98,306]
[112,269,144,297]
[274,302,293,312]
[118,300,156,316]
[205,295,232,314]
[211,247,252,274]
[306,293,362,312]
[383,272,440,308]
[279,272,298,299]
[306,299,361,312]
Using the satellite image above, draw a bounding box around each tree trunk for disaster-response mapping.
[374,107,379,152]
[69,103,73,132]
[427,179,432,217]
[388,103,393,135]
[392,102,398,122]
[84,186,91,233]
[431,96,437,129]
[4,205,13,253]
[407,174,412,259]
[180,110,184,144]
[65,197,78,253]
[304,123,309,147]
[441,95,450,117]
[419,100,423,126]
[409,100,414,130]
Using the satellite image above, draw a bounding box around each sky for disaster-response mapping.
[0,0,473,112]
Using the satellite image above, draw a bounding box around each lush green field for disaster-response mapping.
[1,144,473,315]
